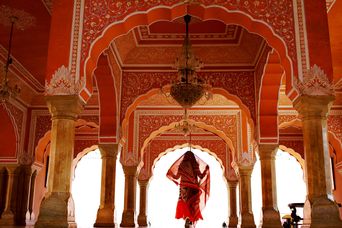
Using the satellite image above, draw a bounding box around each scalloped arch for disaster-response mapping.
[139,119,236,164]
[121,87,255,146]
[81,4,294,102]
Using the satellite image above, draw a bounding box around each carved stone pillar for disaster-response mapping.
[258,144,281,228]
[138,179,148,226]
[294,95,342,227]
[0,165,17,225]
[94,144,119,227]
[227,180,238,228]
[120,165,137,227]
[35,95,83,228]
[13,165,34,225]
[237,166,256,228]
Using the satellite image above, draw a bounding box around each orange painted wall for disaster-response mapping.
[304,0,333,79]
[45,0,74,80]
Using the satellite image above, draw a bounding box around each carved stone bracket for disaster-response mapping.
[18,151,34,165]
[295,64,335,96]
[45,65,83,95]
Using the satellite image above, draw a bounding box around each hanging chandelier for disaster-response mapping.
[0,6,35,103]
[0,16,20,102]
[163,15,211,109]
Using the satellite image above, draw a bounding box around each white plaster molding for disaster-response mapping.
[295,64,335,96]
[45,65,83,95]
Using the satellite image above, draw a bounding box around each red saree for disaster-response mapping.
[167,151,210,225]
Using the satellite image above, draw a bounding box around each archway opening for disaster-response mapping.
[251,149,306,225]
[71,150,102,227]
[83,4,294,102]
[71,149,125,227]
[148,147,228,228]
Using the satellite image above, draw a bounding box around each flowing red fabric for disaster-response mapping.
[166,151,210,224]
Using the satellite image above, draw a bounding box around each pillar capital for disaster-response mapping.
[98,143,119,158]
[5,165,18,174]
[227,180,238,188]
[45,95,84,120]
[138,179,148,187]
[258,144,278,160]
[237,166,253,177]
[293,95,334,118]
[122,165,138,176]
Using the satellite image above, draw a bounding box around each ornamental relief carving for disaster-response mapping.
[18,151,34,165]
[278,114,300,126]
[279,140,304,157]
[136,114,238,160]
[121,71,256,121]
[82,0,296,65]
[74,140,99,157]
[328,115,342,145]
[295,64,335,96]
[45,65,83,95]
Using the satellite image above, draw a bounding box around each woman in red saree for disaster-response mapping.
[167,151,210,227]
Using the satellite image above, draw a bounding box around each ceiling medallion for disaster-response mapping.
[162,14,211,109]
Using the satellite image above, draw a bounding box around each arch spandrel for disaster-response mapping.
[0,104,19,161]
[121,88,255,146]
[80,3,297,102]
[122,110,240,164]
[120,72,256,123]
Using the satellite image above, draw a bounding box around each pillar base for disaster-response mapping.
[304,197,342,227]
[35,192,69,228]
[137,214,147,226]
[0,210,15,225]
[228,216,238,227]
[120,210,135,227]
[238,213,256,228]
[94,208,115,227]
[260,208,281,228]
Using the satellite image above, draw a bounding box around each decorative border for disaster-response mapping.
[130,109,240,165]
[81,0,297,65]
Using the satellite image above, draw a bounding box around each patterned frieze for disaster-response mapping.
[279,140,304,157]
[121,71,255,121]
[82,0,297,66]
[132,109,240,165]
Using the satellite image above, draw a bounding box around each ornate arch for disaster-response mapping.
[81,4,295,102]
[71,145,99,181]
[121,87,254,145]
[138,119,235,164]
